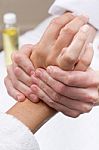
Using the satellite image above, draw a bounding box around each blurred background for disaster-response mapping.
[0,0,54,50]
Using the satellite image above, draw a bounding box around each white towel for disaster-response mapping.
[49,0,99,30]
[0,113,40,150]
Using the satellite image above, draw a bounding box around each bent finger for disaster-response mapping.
[54,15,88,51]
[14,67,33,87]
[31,75,93,113]
[12,51,34,75]
[58,25,90,70]
[4,76,25,101]
[47,66,99,87]
[75,43,93,71]
[31,84,80,118]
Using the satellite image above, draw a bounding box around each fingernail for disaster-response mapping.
[35,69,43,77]
[29,94,38,102]
[47,66,53,74]
[17,95,25,101]
[31,85,37,93]
[29,68,34,75]
[81,25,90,32]
[30,71,35,75]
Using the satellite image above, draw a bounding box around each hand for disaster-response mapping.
[31,67,99,117]
[30,14,96,71]
[4,44,38,101]
[5,13,96,109]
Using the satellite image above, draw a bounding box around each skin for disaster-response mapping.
[5,13,98,133]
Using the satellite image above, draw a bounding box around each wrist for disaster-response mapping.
[7,99,56,133]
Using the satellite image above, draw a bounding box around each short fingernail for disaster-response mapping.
[17,95,25,102]
[31,85,38,93]
[30,71,35,75]
[47,66,53,74]
[81,25,90,32]
[35,69,43,77]
[29,94,38,102]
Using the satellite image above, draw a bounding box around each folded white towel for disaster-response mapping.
[49,0,99,30]
[0,113,40,150]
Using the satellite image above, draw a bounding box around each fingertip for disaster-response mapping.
[47,66,54,74]
[17,94,26,102]
[30,71,35,76]
[29,94,39,103]
[31,98,40,103]
[31,84,38,93]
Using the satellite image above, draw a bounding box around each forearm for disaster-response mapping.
[7,99,56,133]
[7,46,57,133]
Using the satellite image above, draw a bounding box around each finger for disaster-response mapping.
[58,25,91,70]
[4,76,25,101]
[14,66,33,87]
[7,65,33,100]
[75,43,93,71]
[77,26,96,60]
[41,13,75,43]
[31,74,93,112]
[19,44,33,56]
[47,66,99,87]
[31,84,80,118]
[12,51,34,75]
[34,68,98,103]
[54,15,88,51]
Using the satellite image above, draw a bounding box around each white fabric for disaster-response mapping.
[49,0,99,30]
[0,113,39,150]
[0,15,99,150]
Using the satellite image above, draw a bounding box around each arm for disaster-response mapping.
[7,99,56,133]
[5,13,95,132]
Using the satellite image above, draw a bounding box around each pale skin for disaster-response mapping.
[5,13,99,133]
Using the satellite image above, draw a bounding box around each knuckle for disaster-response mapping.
[61,26,75,35]
[86,92,98,103]
[64,52,76,64]
[53,92,61,102]
[50,17,63,26]
[14,53,22,63]
[56,83,65,94]
[82,104,93,113]
[80,58,91,67]
[77,31,87,41]
[26,78,32,86]
[39,94,45,101]
[48,100,55,107]
[13,80,18,88]
[66,74,73,85]
[72,111,80,118]
[14,67,21,77]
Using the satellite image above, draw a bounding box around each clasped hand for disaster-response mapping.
[5,13,99,118]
